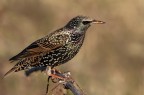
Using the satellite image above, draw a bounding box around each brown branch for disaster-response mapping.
[25,67,85,95]
[51,71,83,95]
[64,81,82,95]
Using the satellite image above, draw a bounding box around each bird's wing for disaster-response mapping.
[9,31,70,61]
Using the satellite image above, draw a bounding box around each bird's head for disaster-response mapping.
[65,16,105,32]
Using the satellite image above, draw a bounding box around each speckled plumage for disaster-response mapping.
[4,16,105,77]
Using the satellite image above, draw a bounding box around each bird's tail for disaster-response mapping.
[2,66,17,79]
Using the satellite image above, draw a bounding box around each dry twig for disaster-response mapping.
[25,67,85,95]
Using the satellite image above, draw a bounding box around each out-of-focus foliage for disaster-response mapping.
[0,0,144,95]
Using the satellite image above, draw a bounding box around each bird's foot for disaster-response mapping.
[46,67,65,82]
[45,67,72,95]
[46,66,73,82]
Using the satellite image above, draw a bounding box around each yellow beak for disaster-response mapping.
[92,20,105,24]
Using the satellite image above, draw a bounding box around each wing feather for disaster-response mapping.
[9,31,69,61]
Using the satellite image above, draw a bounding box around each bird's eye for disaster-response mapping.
[82,21,91,25]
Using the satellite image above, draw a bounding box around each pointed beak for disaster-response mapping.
[92,20,105,24]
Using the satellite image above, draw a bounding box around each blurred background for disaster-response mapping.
[0,0,144,95]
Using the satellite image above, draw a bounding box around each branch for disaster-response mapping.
[64,81,82,95]
[53,71,83,95]
[25,67,85,95]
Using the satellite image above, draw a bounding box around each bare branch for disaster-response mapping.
[25,67,85,95]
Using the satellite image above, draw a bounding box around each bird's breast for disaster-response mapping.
[65,33,85,56]
[70,33,85,44]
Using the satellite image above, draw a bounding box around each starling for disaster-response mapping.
[4,16,105,77]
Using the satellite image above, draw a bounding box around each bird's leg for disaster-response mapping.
[46,66,65,80]
[46,66,52,76]
[45,66,65,94]
[51,68,63,83]
[51,68,62,75]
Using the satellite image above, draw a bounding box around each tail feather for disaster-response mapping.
[2,67,17,79]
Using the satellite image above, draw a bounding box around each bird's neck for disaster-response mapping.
[69,30,85,45]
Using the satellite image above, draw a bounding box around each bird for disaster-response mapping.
[4,15,105,77]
